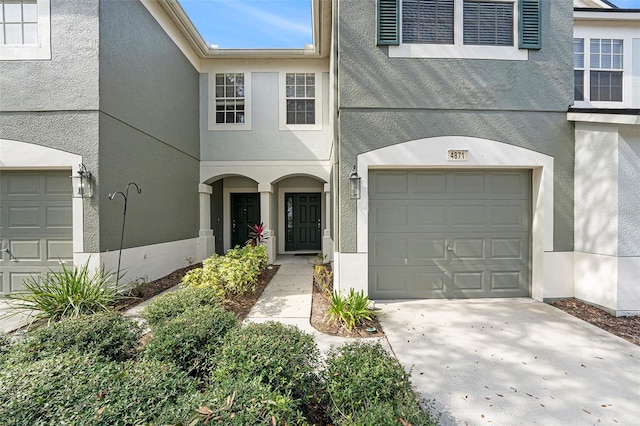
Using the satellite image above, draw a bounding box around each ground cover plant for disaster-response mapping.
[327,288,375,330]
[0,260,117,324]
[0,244,437,424]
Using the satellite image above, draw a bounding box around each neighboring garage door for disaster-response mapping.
[0,171,73,293]
[369,170,531,299]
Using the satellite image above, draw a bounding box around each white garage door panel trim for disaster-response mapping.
[354,136,553,301]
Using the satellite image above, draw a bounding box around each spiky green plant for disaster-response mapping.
[0,260,117,325]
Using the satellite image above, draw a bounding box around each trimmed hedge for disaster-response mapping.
[211,322,320,406]
[11,311,142,363]
[0,352,198,425]
[182,245,268,296]
[185,375,308,425]
[143,305,238,377]
[322,341,437,425]
[141,286,221,327]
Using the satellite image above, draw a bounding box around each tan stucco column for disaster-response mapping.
[198,183,214,261]
[258,183,276,263]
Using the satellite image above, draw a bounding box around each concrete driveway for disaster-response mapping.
[377,299,640,425]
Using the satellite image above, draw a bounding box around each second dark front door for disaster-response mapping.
[285,193,321,251]
[231,193,260,248]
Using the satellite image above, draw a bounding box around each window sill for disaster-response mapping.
[389,44,529,61]
[573,100,630,110]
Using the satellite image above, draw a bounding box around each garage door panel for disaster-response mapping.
[414,172,447,193]
[47,240,73,261]
[491,237,526,260]
[9,272,39,292]
[10,240,41,260]
[8,207,40,228]
[370,235,407,265]
[46,206,73,228]
[373,173,409,194]
[6,173,40,195]
[410,237,447,262]
[369,169,530,299]
[45,174,73,195]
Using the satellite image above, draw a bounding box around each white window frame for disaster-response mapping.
[390,0,528,60]
[279,71,322,131]
[0,0,50,60]
[573,28,633,108]
[207,71,252,131]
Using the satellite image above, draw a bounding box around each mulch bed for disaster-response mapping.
[114,264,280,322]
[550,298,640,346]
[309,265,385,338]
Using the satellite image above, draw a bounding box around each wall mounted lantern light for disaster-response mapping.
[71,163,93,198]
[349,166,361,200]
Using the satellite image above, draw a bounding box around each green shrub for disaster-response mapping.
[0,352,198,425]
[143,305,238,377]
[327,288,374,329]
[322,342,436,425]
[0,333,10,364]
[142,286,222,327]
[0,260,117,324]
[12,311,142,363]
[212,322,320,406]
[182,245,268,297]
[185,375,307,425]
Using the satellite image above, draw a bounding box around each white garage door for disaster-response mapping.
[369,170,531,299]
[0,171,73,293]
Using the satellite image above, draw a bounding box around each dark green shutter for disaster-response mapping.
[519,0,541,49]
[377,0,399,46]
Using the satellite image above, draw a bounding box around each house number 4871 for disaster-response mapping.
[447,150,468,161]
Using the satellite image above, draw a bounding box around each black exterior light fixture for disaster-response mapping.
[349,165,361,200]
[71,163,93,198]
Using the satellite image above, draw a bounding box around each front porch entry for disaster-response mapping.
[284,193,321,251]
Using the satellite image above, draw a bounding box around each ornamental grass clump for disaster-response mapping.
[181,244,268,297]
[0,260,117,325]
[326,288,374,330]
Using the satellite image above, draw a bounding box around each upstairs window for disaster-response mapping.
[463,1,513,46]
[573,38,624,104]
[215,73,245,124]
[0,0,49,60]
[286,73,315,125]
[379,0,540,60]
[1,0,38,45]
[402,0,454,44]
[589,39,623,102]
[574,38,584,101]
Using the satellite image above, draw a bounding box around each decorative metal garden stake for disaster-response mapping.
[109,182,142,288]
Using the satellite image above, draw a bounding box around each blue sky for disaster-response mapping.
[178,0,640,49]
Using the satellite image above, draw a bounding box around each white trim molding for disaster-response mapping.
[0,0,51,61]
[338,136,555,302]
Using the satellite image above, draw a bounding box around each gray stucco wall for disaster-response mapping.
[97,0,200,250]
[618,126,640,257]
[0,0,99,111]
[200,71,330,161]
[336,0,575,252]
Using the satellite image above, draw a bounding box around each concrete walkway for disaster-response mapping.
[244,255,387,355]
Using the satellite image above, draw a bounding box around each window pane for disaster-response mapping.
[601,54,611,69]
[225,86,234,97]
[295,74,304,85]
[216,100,225,111]
[5,23,22,44]
[4,2,22,22]
[286,86,295,97]
[215,74,224,85]
[216,112,224,123]
[612,39,623,54]
[296,112,305,123]
[463,1,513,46]
[612,54,622,69]
[0,25,4,44]
[23,1,38,22]
[235,85,244,97]
[574,70,584,101]
[590,71,622,102]
[215,86,224,98]
[403,0,454,44]
[236,100,244,111]
[306,86,315,97]
[225,112,233,122]
[287,112,295,124]
[23,22,37,44]
[306,111,315,124]
[286,74,295,85]
[236,74,244,85]
[286,99,295,112]
[236,112,245,124]
[296,85,305,97]
[305,74,314,85]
